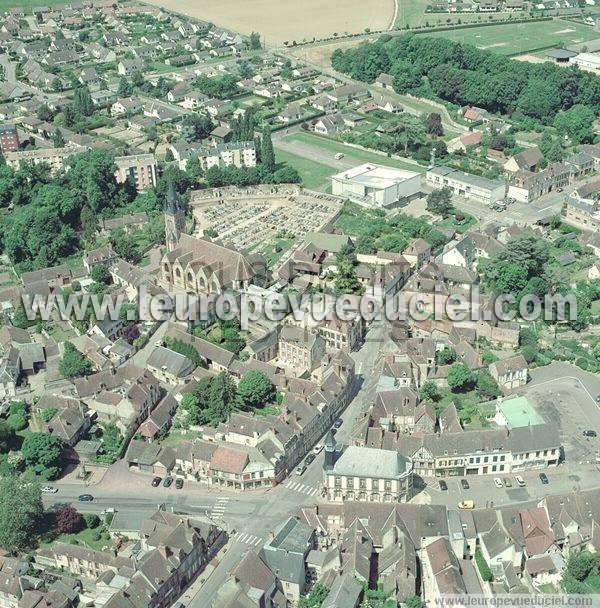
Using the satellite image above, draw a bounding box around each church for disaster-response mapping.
[160,182,266,295]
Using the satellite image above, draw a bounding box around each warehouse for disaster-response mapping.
[331,163,422,208]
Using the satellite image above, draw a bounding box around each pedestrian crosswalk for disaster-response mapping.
[283,480,319,496]
[231,531,264,546]
[210,497,229,519]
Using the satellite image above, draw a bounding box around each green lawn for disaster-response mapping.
[40,525,112,552]
[282,132,426,173]
[435,212,477,234]
[261,237,296,267]
[395,0,517,29]
[418,19,598,55]
[275,149,335,190]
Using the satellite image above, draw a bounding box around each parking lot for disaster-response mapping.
[521,364,600,463]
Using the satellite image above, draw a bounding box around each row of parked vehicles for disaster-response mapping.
[151,476,184,489]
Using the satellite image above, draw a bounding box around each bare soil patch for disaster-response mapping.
[143,0,395,46]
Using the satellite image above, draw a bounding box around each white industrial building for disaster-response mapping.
[569,52,600,74]
[331,163,422,208]
[425,165,506,205]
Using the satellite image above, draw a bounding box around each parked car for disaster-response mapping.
[78,494,93,502]
[333,418,343,429]
[305,453,316,465]
[334,152,344,159]
[503,477,512,488]
[539,473,549,484]
[296,464,307,476]
[151,476,162,487]
[41,486,58,494]
[175,478,184,490]
[460,479,469,490]
[439,480,448,491]
[458,500,475,510]
[163,476,173,488]
[313,444,324,454]
[583,430,597,437]
[494,478,503,488]
[515,475,526,487]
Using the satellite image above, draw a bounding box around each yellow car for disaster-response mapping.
[458,500,475,510]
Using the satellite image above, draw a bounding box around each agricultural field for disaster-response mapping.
[144,0,395,46]
[418,19,599,55]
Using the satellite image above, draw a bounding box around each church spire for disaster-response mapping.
[165,178,178,215]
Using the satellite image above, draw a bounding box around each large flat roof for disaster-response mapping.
[499,396,544,429]
[332,163,420,189]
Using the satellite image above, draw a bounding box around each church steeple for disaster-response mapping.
[324,430,337,471]
[164,179,185,253]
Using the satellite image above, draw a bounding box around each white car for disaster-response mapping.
[41,486,58,494]
[494,478,503,489]
[515,475,526,487]
[313,444,324,454]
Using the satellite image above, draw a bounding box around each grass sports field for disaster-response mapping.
[394,0,515,28]
[417,19,598,55]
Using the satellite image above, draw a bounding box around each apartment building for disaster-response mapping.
[4,146,82,173]
[114,153,158,191]
[196,141,256,171]
[0,123,19,153]
[425,165,506,205]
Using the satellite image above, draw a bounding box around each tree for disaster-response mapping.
[554,104,595,144]
[438,347,456,365]
[122,323,140,344]
[52,129,65,148]
[405,597,426,608]
[447,363,475,393]
[7,401,28,433]
[83,513,100,529]
[0,421,15,454]
[0,475,43,552]
[60,342,93,378]
[475,548,493,582]
[475,370,500,399]
[237,370,276,411]
[419,380,441,402]
[55,505,82,534]
[164,337,202,366]
[117,76,133,97]
[181,113,214,142]
[21,433,64,479]
[299,584,328,608]
[203,372,238,426]
[261,126,275,173]
[426,187,454,215]
[565,551,594,582]
[90,264,110,285]
[426,113,443,136]
[73,86,94,117]
[249,32,261,50]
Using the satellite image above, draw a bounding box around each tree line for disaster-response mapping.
[331,33,600,126]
